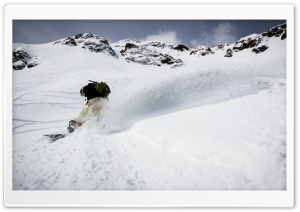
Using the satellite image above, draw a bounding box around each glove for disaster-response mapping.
[67,120,76,133]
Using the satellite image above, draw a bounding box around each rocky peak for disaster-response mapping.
[261,23,286,40]
[53,33,118,58]
[228,23,286,55]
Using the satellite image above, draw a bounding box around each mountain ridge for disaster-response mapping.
[12,22,286,70]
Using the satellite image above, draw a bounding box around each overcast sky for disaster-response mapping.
[13,20,285,47]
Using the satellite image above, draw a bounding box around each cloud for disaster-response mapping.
[191,22,238,48]
[142,31,182,45]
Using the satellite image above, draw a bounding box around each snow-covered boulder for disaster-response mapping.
[224,48,233,57]
[190,46,215,56]
[160,54,184,67]
[13,60,27,70]
[252,45,269,54]
[64,37,77,46]
[172,44,190,52]
[12,49,37,70]
[53,33,118,58]
[217,44,225,50]
[232,34,263,52]
[81,40,115,56]
[27,61,38,68]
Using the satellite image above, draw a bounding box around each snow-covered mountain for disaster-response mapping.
[12,23,286,70]
[12,23,287,190]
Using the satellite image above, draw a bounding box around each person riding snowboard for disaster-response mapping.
[67,80,111,133]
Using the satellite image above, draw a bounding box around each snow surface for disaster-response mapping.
[12,34,286,190]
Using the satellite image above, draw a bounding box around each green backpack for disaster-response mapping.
[88,80,111,98]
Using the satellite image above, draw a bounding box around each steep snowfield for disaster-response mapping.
[12,35,286,190]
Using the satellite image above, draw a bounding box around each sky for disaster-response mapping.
[13,20,285,47]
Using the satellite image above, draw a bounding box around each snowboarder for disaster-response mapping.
[67,81,110,133]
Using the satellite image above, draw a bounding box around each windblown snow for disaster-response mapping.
[12,30,286,190]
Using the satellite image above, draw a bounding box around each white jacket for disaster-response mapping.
[73,97,108,128]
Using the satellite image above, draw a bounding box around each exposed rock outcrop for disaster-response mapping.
[252,45,269,54]
[190,46,214,56]
[121,42,183,68]
[13,49,38,70]
[261,23,286,39]
[232,34,263,52]
[224,49,233,57]
[173,44,190,52]
[53,33,118,58]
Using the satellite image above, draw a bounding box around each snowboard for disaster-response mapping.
[43,133,67,142]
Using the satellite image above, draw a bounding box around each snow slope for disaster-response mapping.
[12,29,286,190]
